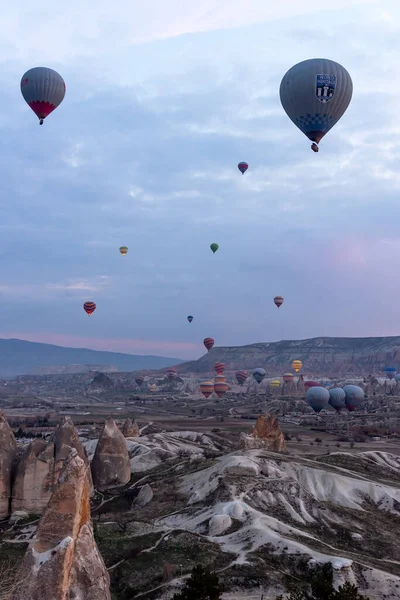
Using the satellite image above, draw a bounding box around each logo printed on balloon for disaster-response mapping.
[316,74,336,103]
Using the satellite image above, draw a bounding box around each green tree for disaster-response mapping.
[276,564,369,600]
[172,565,222,600]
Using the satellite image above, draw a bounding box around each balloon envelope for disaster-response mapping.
[187,315,194,323]
[83,301,96,316]
[253,368,266,383]
[119,246,128,256]
[279,58,353,147]
[343,385,364,412]
[21,67,66,123]
[306,386,329,413]
[304,380,319,391]
[203,337,215,351]
[292,360,302,373]
[384,367,397,380]
[238,161,248,174]
[214,381,229,398]
[135,376,144,387]
[395,374,400,383]
[274,296,284,308]
[270,379,281,388]
[210,243,219,254]
[328,387,346,412]
[235,370,248,385]
[200,381,214,398]
[283,373,294,383]
[214,362,225,375]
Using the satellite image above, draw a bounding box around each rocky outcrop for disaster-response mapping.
[131,483,153,509]
[0,413,17,518]
[51,416,94,496]
[86,372,114,393]
[239,414,286,452]
[11,450,111,600]
[91,417,131,491]
[122,418,140,437]
[12,439,55,513]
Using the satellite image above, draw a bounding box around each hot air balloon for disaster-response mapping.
[214,381,229,398]
[235,370,248,385]
[274,296,284,308]
[214,362,225,375]
[187,315,194,323]
[238,161,248,174]
[210,243,219,254]
[384,367,397,380]
[200,381,214,398]
[343,385,364,412]
[214,374,226,383]
[283,373,294,383]
[292,360,302,373]
[135,376,144,387]
[253,368,266,384]
[304,380,319,392]
[328,387,346,412]
[279,58,353,152]
[203,337,214,352]
[395,374,400,383]
[83,301,96,316]
[306,386,329,413]
[119,246,128,256]
[270,379,281,388]
[20,67,66,125]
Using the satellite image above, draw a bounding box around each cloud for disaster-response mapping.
[0,1,399,360]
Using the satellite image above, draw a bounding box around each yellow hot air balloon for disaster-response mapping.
[270,379,281,388]
[119,246,128,256]
[292,360,303,373]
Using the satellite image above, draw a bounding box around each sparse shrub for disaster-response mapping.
[315,438,322,444]
[336,443,341,447]
[350,441,355,449]
[284,433,292,441]
[172,564,222,600]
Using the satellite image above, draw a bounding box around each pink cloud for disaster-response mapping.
[0,332,202,360]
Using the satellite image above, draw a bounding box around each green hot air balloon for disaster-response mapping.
[280,58,353,152]
[210,243,219,254]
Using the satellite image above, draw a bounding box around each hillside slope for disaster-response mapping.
[0,338,183,377]
[175,336,400,376]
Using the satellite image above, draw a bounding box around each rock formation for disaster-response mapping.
[11,416,94,514]
[131,483,153,509]
[122,417,140,437]
[86,372,114,393]
[91,417,131,491]
[239,413,286,452]
[11,450,111,600]
[0,413,17,518]
[51,416,94,495]
[12,439,55,513]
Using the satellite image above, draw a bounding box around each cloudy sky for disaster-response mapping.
[0,0,399,360]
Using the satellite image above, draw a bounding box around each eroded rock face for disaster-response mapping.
[51,416,94,496]
[11,450,111,600]
[122,418,140,438]
[0,413,17,518]
[91,417,131,491]
[239,413,286,452]
[12,439,55,513]
[131,483,153,509]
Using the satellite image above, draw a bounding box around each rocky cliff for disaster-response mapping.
[0,413,17,518]
[239,413,286,452]
[91,417,131,491]
[175,336,400,377]
[11,449,110,600]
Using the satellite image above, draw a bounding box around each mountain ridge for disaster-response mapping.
[0,337,184,377]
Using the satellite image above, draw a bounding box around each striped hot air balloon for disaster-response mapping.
[283,373,294,383]
[292,360,302,373]
[203,337,214,351]
[235,370,248,385]
[238,161,248,174]
[274,296,284,308]
[166,368,177,381]
[214,362,225,375]
[304,380,319,392]
[214,374,226,383]
[270,379,281,388]
[119,246,128,256]
[135,376,144,387]
[200,381,214,398]
[83,301,96,316]
[20,67,66,125]
[214,381,229,398]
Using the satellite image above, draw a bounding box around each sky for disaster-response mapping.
[0,0,399,360]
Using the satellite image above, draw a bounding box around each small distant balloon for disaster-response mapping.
[214,362,225,375]
[343,385,364,412]
[187,315,194,323]
[21,67,66,125]
[395,374,400,383]
[119,246,128,256]
[384,366,397,380]
[306,386,329,413]
[203,337,215,352]
[274,296,284,308]
[282,373,294,383]
[292,359,302,373]
[270,379,281,388]
[214,381,229,398]
[83,301,96,316]
[328,387,346,412]
[253,368,266,384]
[210,243,219,254]
[235,370,248,385]
[135,376,144,387]
[200,381,214,398]
[238,161,248,175]
[304,380,319,392]
[214,374,226,383]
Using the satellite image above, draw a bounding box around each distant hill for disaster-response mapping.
[175,336,400,377]
[0,338,184,377]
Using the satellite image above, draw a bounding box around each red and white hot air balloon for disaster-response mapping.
[21,67,66,125]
